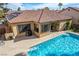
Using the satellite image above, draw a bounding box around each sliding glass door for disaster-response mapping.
[18,24,31,33]
[41,23,50,32]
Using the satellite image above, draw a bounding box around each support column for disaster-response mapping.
[31,23,34,33]
[69,20,72,29]
[12,25,18,39]
[58,21,66,31]
[49,24,51,32]
[38,23,41,34]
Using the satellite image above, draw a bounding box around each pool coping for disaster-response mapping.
[66,31,79,36]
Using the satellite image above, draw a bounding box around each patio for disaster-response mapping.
[0,31,65,56]
[14,35,36,42]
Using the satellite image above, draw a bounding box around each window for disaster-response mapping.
[18,24,31,33]
[41,24,50,32]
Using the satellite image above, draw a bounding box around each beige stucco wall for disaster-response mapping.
[31,22,34,34]
[60,8,79,24]
[11,25,18,38]
[5,33,13,40]
[58,20,72,31]
[33,22,40,37]
[7,20,72,39]
[59,21,66,31]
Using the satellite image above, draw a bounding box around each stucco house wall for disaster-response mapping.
[60,8,79,25]
[12,25,18,38]
[59,20,72,31]
[4,19,72,40]
[10,22,35,38]
[59,21,67,31]
[4,8,72,39]
[5,33,13,40]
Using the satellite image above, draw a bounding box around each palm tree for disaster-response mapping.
[58,3,63,10]
[17,7,21,11]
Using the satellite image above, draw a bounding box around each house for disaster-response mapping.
[59,7,79,26]
[4,7,72,40]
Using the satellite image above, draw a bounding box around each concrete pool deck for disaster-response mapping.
[0,31,66,56]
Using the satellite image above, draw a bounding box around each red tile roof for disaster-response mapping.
[39,9,71,23]
[59,7,79,13]
[8,8,72,24]
[9,10,42,23]
[58,7,79,24]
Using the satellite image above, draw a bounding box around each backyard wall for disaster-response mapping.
[5,33,13,40]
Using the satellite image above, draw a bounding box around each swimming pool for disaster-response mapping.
[27,32,79,56]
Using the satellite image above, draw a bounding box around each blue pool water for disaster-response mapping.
[27,33,79,56]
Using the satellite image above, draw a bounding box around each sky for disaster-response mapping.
[6,3,79,10]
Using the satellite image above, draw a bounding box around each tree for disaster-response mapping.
[0,3,9,20]
[58,3,63,10]
[0,3,5,8]
[44,7,49,10]
[17,7,21,11]
[37,9,41,10]
[3,8,9,13]
[0,10,4,18]
[0,3,8,9]
[0,3,9,13]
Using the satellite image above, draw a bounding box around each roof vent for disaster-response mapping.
[68,8,70,11]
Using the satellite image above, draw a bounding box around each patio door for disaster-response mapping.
[41,23,50,32]
[18,24,32,36]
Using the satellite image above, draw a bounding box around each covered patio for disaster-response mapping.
[34,19,72,37]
